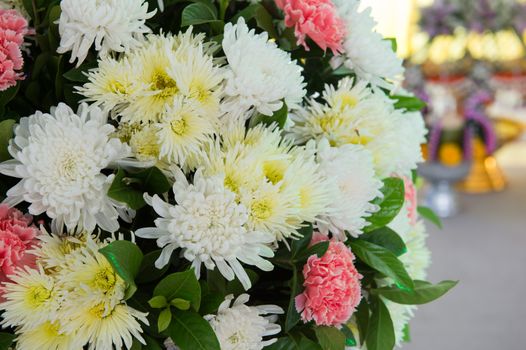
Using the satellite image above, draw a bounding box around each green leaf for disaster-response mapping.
[181,2,220,27]
[144,335,163,350]
[154,269,201,311]
[99,241,144,299]
[360,227,407,257]
[366,178,405,232]
[63,61,98,83]
[355,299,369,346]
[148,295,168,309]
[132,167,171,195]
[366,298,395,350]
[294,241,329,262]
[265,336,322,350]
[417,206,443,229]
[158,307,172,332]
[171,298,191,310]
[391,95,427,112]
[131,338,143,350]
[291,223,314,257]
[108,168,146,210]
[249,101,288,129]
[350,240,414,291]
[0,120,15,161]
[0,84,20,112]
[371,280,458,305]
[0,332,15,350]
[136,250,170,284]
[284,268,302,332]
[386,38,397,52]
[199,292,224,315]
[340,325,357,347]
[163,310,220,350]
[402,324,411,343]
[233,3,278,39]
[315,326,346,350]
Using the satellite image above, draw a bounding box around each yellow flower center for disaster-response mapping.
[338,93,358,109]
[26,285,52,308]
[41,321,61,338]
[151,71,178,98]
[89,302,111,319]
[170,117,188,136]
[92,267,117,293]
[263,160,287,185]
[251,198,273,220]
[190,83,211,104]
[224,175,240,194]
[108,80,129,95]
[299,187,311,209]
[318,113,342,133]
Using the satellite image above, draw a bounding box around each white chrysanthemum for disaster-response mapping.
[315,139,382,239]
[331,0,404,90]
[205,294,284,350]
[57,0,155,66]
[80,30,224,125]
[0,266,59,331]
[289,78,426,178]
[135,168,275,290]
[15,320,79,350]
[156,97,217,169]
[0,103,133,233]
[222,17,306,117]
[31,228,87,270]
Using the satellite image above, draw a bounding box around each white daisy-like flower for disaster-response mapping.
[0,266,59,331]
[135,168,275,290]
[315,139,382,239]
[0,103,133,233]
[205,294,284,350]
[289,78,426,178]
[332,0,404,90]
[155,96,217,169]
[57,0,155,66]
[222,17,306,117]
[15,320,79,350]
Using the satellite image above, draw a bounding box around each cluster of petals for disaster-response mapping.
[275,0,346,54]
[0,9,28,91]
[295,233,362,327]
[0,204,39,285]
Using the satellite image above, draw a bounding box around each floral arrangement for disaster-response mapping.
[0,1,456,350]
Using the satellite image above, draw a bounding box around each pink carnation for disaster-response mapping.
[295,233,362,327]
[0,9,28,91]
[403,177,418,225]
[275,0,346,54]
[0,204,40,284]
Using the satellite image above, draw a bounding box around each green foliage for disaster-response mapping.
[350,240,414,291]
[0,333,15,350]
[181,2,221,27]
[99,241,144,299]
[0,120,15,161]
[153,269,201,311]
[366,298,395,350]
[417,206,443,229]
[371,280,458,305]
[315,326,346,350]
[391,95,427,112]
[158,307,172,332]
[163,310,220,350]
[136,250,171,284]
[360,227,407,257]
[266,336,322,350]
[366,178,405,232]
[108,168,147,210]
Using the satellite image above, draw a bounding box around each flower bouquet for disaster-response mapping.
[0,1,455,349]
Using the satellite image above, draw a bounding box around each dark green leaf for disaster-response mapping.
[366,178,405,232]
[63,61,98,83]
[233,3,278,39]
[0,120,15,161]
[163,310,220,350]
[144,335,163,350]
[265,336,322,350]
[108,168,146,210]
[350,240,414,291]
[99,240,144,299]
[171,298,191,310]
[417,206,443,229]
[294,241,329,262]
[199,292,224,315]
[291,223,314,257]
[0,333,15,350]
[154,269,201,311]
[315,326,346,350]
[158,307,172,332]
[132,167,171,195]
[340,325,357,347]
[391,95,427,112]
[360,227,407,257]
[250,101,288,129]
[131,338,143,350]
[181,3,219,27]
[136,250,170,284]
[355,300,369,346]
[366,298,395,350]
[371,280,458,305]
[0,85,20,111]
[284,268,301,332]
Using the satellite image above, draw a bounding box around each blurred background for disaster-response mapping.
[361,0,526,349]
